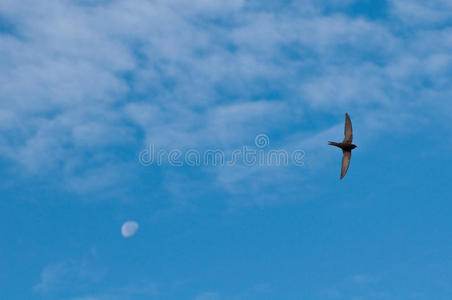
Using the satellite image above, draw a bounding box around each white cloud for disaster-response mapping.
[391,0,452,25]
[33,260,104,293]
[195,291,221,300]
[0,0,451,202]
[64,280,160,300]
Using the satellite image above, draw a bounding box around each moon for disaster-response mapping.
[121,221,139,238]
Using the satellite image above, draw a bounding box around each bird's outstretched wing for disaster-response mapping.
[343,113,353,143]
[340,150,351,179]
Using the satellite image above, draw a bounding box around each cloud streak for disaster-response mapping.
[0,0,451,203]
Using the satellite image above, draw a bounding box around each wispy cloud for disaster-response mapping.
[33,259,104,293]
[195,291,221,300]
[0,0,451,203]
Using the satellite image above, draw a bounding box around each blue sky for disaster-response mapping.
[1,0,452,299]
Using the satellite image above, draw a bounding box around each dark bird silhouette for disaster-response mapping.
[328,113,357,179]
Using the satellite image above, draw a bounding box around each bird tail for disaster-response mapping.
[328,141,339,146]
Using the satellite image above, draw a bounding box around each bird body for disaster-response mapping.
[328,141,357,151]
[328,113,357,179]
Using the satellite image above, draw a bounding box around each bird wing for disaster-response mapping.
[340,150,351,179]
[343,113,353,143]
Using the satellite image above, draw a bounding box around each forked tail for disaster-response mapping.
[328,141,340,146]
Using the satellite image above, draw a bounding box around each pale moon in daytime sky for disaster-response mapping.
[121,221,139,238]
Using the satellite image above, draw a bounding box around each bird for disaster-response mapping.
[328,113,357,179]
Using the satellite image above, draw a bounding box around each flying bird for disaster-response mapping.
[328,113,357,179]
